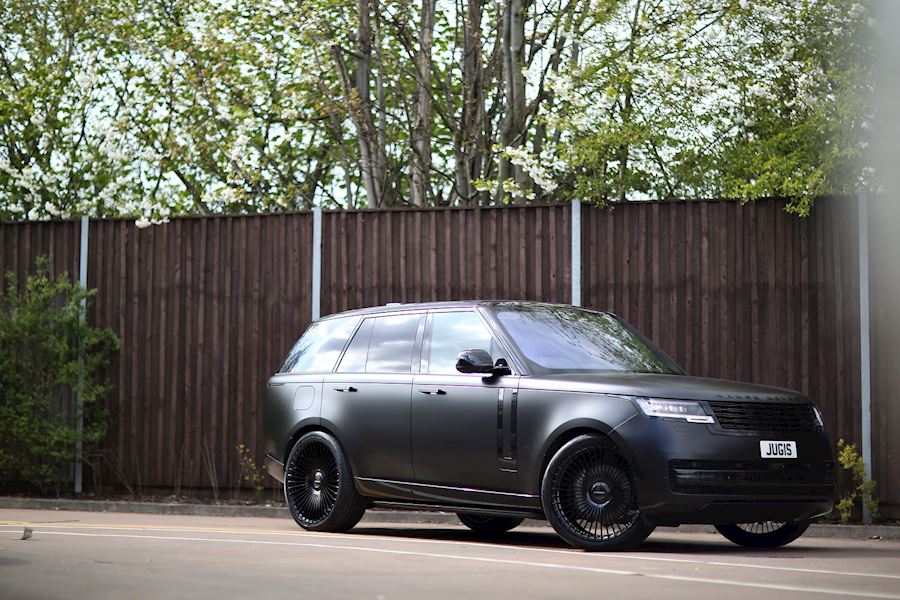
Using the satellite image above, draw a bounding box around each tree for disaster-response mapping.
[0,0,873,218]
[0,259,119,493]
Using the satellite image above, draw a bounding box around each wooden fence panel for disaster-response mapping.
[86,214,313,490]
[321,206,571,314]
[3,198,896,513]
[582,199,862,470]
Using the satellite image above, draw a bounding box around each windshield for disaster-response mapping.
[492,305,683,375]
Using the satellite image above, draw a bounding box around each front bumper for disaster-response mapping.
[615,415,836,526]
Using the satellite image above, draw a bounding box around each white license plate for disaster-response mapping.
[760,440,797,459]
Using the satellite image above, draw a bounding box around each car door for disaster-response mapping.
[322,312,425,500]
[411,309,520,506]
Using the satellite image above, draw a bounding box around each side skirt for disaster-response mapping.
[371,500,544,520]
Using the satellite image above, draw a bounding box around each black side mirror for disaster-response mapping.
[456,349,494,374]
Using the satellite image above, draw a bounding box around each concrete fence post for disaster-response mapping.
[312,206,323,321]
[858,191,873,524]
[571,200,582,307]
[74,215,89,494]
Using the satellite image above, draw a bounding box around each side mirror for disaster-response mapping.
[455,349,494,374]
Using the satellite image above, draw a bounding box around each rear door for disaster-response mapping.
[411,309,520,505]
[322,312,425,500]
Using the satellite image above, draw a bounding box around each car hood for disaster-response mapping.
[519,372,807,403]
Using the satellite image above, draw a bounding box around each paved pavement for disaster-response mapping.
[2,509,900,599]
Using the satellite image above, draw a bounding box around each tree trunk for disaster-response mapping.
[411,0,436,207]
[455,0,486,204]
[617,0,643,203]
[330,0,392,208]
[500,0,528,204]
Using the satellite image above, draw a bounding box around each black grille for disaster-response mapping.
[708,401,818,432]
[669,459,835,496]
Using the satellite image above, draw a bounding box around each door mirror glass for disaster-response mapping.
[455,349,494,374]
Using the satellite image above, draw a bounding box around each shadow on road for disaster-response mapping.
[349,525,900,558]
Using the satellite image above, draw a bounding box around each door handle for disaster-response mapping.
[333,386,357,393]
[418,388,446,396]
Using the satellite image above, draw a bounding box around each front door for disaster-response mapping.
[411,310,520,506]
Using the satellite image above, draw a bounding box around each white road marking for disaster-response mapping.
[20,530,900,600]
[2,522,898,582]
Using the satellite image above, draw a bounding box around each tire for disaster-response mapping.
[715,520,811,548]
[284,431,366,532]
[541,434,654,551]
[457,513,524,535]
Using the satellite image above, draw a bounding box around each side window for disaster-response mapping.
[365,314,421,373]
[281,316,360,373]
[337,318,374,373]
[427,311,497,375]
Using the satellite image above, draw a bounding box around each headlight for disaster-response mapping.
[635,397,714,424]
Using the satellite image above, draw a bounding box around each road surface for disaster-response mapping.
[2,509,899,599]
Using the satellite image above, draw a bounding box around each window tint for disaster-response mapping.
[427,311,496,374]
[281,316,360,373]
[365,314,421,373]
[337,318,374,373]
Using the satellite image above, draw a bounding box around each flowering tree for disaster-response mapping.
[0,0,873,221]
[0,0,153,222]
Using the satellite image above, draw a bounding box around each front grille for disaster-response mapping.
[708,401,818,432]
[669,459,835,496]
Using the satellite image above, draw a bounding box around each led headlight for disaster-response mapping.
[635,397,714,424]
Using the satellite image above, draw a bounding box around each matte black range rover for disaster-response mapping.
[263,301,835,551]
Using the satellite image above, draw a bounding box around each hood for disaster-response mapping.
[519,372,808,403]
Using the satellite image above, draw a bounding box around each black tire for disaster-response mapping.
[457,513,524,534]
[284,431,366,532]
[541,434,654,551]
[715,520,811,548]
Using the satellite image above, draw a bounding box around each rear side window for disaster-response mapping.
[281,316,359,373]
[364,314,421,373]
[337,318,374,373]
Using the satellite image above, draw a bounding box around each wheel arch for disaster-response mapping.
[535,419,640,494]
[282,419,341,465]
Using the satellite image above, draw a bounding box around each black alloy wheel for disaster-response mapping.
[715,520,811,548]
[542,434,654,551]
[284,431,366,532]
[457,513,524,535]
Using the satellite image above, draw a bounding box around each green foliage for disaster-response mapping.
[235,443,265,497]
[0,258,120,493]
[0,0,874,215]
[835,438,879,523]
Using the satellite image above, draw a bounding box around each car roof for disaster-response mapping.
[318,300,606,321]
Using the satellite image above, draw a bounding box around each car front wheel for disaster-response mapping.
[541,434,654,551]
[715,521,811,548]
[284,431,367,532]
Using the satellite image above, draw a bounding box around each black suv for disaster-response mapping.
[263,301,835,551]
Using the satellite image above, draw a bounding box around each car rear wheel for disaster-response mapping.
[284,431,366,532]
[715,520,810,548]
[541,434,654,551]
[457,513,524,534]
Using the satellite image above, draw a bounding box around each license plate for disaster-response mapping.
[760,440,797,459]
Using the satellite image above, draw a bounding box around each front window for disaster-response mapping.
[425,311,500,374]
[493,304,682,375]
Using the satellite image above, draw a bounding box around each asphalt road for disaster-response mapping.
[2,509,900,599]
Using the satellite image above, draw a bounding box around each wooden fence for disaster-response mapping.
[1,197,896,514]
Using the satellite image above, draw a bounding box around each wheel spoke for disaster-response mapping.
[552,445,639,542]
[285,440,341,526]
